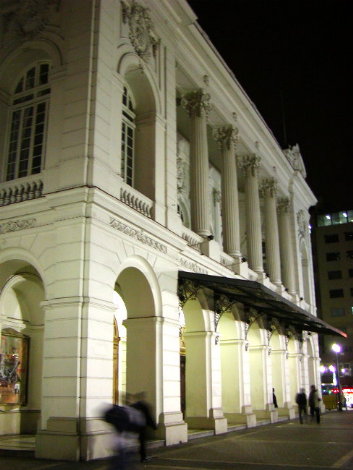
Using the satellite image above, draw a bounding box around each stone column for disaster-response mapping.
[182,89,212,237]
[213,125,241,257]
[260,178,281,285]
[239,154,263,273]
[278,197,296,294]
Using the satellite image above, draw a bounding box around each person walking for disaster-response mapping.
[308,384,321,424]
[272,388,278,408]
[131,392,157,463]
[295,388,307,424]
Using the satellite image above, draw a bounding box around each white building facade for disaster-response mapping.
[0,0,341,461]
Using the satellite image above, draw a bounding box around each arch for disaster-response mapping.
[117,52,161,115]
[115,256,161,317]
[218,309,243,421]
[0,261,45,435]
[0,39,63,94]
[247,320,267,411]
[0,248,47,295]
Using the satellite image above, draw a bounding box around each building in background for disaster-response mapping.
[312,209,353,385]
[0,0,343,461]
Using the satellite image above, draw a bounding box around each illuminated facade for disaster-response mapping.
[0,0,342,461]
[313,210,353,382]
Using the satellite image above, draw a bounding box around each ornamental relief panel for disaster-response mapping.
[0,0,60,46]
[121,0,159,61]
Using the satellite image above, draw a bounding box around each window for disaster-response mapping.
[331,308,345,317]
[121,86,135,186]
[349,269,353,278]
[326,252,340,261]
[329,289,344,298]
[346,232,353,241]
[347,250,353,259]
[351,288,353,297]
[328,270,342,280]
[6,63,50,181]
[324,234,339,243]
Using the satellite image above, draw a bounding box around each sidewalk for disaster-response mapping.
[1,411,353,469]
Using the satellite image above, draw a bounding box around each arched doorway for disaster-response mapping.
[218,310,242,423]
[248,321,267,413]
[0,261,45,435]
[115,266,157,411]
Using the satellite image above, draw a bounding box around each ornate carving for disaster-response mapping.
[181,89,212,119]
[297,209,309,238]
[0,218,36,234]
[176,156,185,194]
[213,125,239,151]
[109,218,167,253]
[122,0,158,60]
[238,154,261,177]
[277,197,290,214]
[1,0,59,45]
[283,144,307,178]
[178,280,201,307]
[178,257,208,274]
[214,294,237,330]
[260,177,278,198]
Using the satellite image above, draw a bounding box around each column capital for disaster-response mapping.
[277,197,291,213]
[213,125,239,150]
[260,177,278,198]
[181,88,212,118]
[238,154,261,176]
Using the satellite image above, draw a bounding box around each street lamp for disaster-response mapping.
[332,343,342,411]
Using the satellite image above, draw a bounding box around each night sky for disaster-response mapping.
[187,0,353,214]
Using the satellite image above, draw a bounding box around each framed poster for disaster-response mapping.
[0,329,29,405]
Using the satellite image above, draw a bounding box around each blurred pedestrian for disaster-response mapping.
[131,392,157,462]
[308,384,321,424]
[295,388,307,424]
[104,397,145,469]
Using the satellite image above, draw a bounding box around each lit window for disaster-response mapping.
[121,86,135,186]
[6,62,50,181]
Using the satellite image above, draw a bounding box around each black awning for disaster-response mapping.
[178,271,346,338]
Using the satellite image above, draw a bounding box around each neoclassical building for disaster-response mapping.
[0,0,344,461]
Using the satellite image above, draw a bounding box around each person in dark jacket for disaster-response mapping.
[295,388,307,424]
[308,385,321,423]
[272,388,278,408]
[131,392,157,462]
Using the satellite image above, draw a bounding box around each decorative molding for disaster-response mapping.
[260,177,278,198]
[283,144,307,178]
[179,258,208,274]
[238,154,261,176]
[121,0,158,60]
[213,125,239,151]
[277,197,290,214]
[181,89,212,119]
[1,0,60,46]
[0,218,36,234]
[109,218,167,254]
[297,209,309,238]
[178,280,201,307]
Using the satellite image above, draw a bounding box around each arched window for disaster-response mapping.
[6,62,50,181]
[121,86,135,186]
